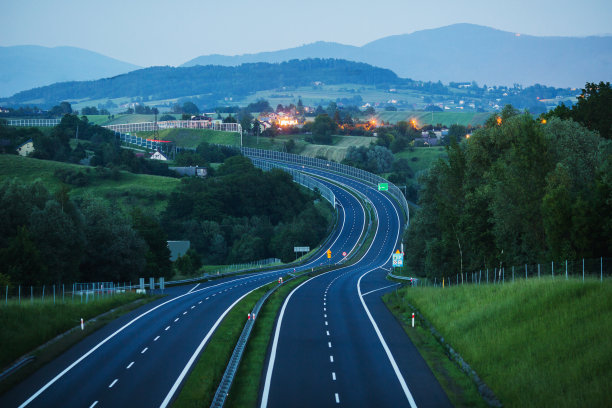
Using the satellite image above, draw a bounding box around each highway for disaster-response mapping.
[259,169,452,408]
[0,178,365,408]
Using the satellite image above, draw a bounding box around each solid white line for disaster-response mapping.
[361,283,400,297]
[332,372,336,380]
[154,336,160,342]
[335,393,340,403]
[89,401,98,408]
[17,278,245,407]
[126,362,134,369]
[141,347,148,354]
[260,279,312,408]
[160,281,270,408]
[109,379,118,388]
[186,283,200,294]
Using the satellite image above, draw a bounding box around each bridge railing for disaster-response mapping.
[240,146,408,225]
[249,158,335,208]
[7,119,61,127]
[104,120,242,134]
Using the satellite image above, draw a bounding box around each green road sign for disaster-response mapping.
[378,183,388,191]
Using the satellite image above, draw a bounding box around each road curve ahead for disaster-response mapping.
[260,170,452,408]
[0,179,364,408]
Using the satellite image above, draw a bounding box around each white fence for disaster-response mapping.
[7,119,61,127]
[104,120,241,134]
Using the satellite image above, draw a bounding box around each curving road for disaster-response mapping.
[259,169,452,408]
[0,178,365,408]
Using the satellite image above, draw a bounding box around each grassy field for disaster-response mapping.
[395,146,448,176]
[377,111,490,127]
[0,155,180,216]
[133,128,240,149]
[173,281,276,408]
[384,279,612,407]
[0,293,146,371]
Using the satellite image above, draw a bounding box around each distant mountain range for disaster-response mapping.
[183,23,612,88]
[0,45,140,97]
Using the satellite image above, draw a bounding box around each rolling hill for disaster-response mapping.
[0,45,140,98]
[0,59,404,107]
[182,23,612,88]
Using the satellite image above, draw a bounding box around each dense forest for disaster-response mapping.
[404,83,612,279]
[1,59,402,107]
[0,179,171,286]
[162,155,330,267]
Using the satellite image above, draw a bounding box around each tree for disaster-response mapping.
[132,209,172,279]
[311,114,336,144]
[571,81,612,140]
[182,102,200,115]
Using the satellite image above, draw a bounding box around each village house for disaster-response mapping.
[16,139,34,156]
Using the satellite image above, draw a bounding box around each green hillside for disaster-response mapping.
[0,155,180,215]
[386,279,612,407]
[134,128,240,149]
[376,110,490,126]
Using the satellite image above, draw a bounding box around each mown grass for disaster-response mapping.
[173,281,277,408]
[385,278,612,407]
[377,111,490,127]
[0,155,180,216]
[0,293,146,370]
[395,146,447,175]
[133,128,240,148]
[226,276,309,408]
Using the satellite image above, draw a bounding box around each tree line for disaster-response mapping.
[162,155,330,268]
[404,84,611,279]
[0,179,171,287]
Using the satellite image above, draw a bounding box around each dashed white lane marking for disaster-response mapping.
[335,393,340,403]
[183,311,187,315]
[174,318,179,322]
[89,401,98,408]
[191,306,195,309]
[212,294,216,297]
[326,331,330,336]
[324,307,326,311]
[165,326,170,331]
[325,321,328,326]
[109,379,118,388]
[330,355,334,362]
[154,336,160,341]
[328,342,332,348]
[126,361,134,369]
[332,372,336,380]
[324,314,327,318]
[141,347,148,354]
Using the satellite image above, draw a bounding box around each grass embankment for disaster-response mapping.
[226,276,309,408]
[133,128,240,149]
[384,279,612,407]
[173,281,277,408]
[0,293,151,393]
[377,111,490,127]
[395,146,447,175]
[0,155,180,216]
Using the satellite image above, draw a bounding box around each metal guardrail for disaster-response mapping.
[210,278,283,407]
[250,158,335,208]
[239,146,409,226]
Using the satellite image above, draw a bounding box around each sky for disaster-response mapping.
[1,0,611,67]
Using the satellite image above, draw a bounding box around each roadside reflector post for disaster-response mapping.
[81,318,84,330]
[411,312,415,328]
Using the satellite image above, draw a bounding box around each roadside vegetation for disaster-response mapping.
[0,292,151,391]
[384,278,612,407]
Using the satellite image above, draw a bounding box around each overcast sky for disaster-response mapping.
[2,0,611,67]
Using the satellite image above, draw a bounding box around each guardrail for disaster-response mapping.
[239,146,408,226]
[249,158,335,208]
